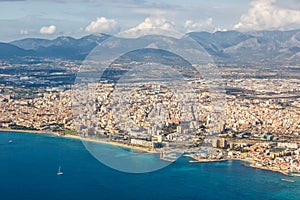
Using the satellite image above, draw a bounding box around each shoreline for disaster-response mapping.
[0,128,156,153]
[0,128,60,136]
[186,155,293,177]
[64,134,157,153]
[1,128,298,177]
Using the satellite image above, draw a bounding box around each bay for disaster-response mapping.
[0,131,299,200]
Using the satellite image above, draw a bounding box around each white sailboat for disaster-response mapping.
[57,166,64,175]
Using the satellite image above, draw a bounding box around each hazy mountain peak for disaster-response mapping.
[2,30,300,64]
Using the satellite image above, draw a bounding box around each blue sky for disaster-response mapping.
[0,0,300,41]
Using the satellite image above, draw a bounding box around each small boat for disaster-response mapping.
[189,160,200,163]
[57,166,64,176]
[8,140,13,143]
[290,173,300,177]
[281,178,295,183]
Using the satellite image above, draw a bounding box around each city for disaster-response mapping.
[1,0,300,198]
[1,59,299,176]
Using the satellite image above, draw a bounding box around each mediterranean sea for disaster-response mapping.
[0,131,299,200]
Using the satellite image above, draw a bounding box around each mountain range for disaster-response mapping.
[1,30,299,65]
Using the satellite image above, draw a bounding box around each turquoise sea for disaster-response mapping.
[0,131,300,200]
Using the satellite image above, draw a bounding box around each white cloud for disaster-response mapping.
[122,16,175,37]
[132,16,174,30]
[234,0,300,30]
[40,25,56,34]
[85,17,120,34]
[184,18,215,32]
[20,29,28,35]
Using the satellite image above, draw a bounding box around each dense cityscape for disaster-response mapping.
[1,58,299,176]
[1,0,300,199]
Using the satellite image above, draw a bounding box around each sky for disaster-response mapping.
[0,0,300,42]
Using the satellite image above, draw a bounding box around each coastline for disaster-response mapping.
[186,154,292,177]
[64,134,157,153]
[0,128,60,136]
[0,128,297,177]
[0,128,156,153]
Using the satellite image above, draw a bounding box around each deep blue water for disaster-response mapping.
[0,131,300,200]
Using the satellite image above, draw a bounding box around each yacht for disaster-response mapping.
[281,178,295,183]
[57,166,64,176]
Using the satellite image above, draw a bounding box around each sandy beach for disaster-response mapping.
[0,128,157,153]
[63,134,157,153]
[0,128,60,136]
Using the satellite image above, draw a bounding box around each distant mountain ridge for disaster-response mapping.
[1,30,299,64]
[0,42,34,59]
[187,29,300,64]
[8,33,109,60]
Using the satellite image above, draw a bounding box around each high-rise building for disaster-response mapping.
[220,138,228,148]
[212,139,220,148]
[177,125,182,134]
